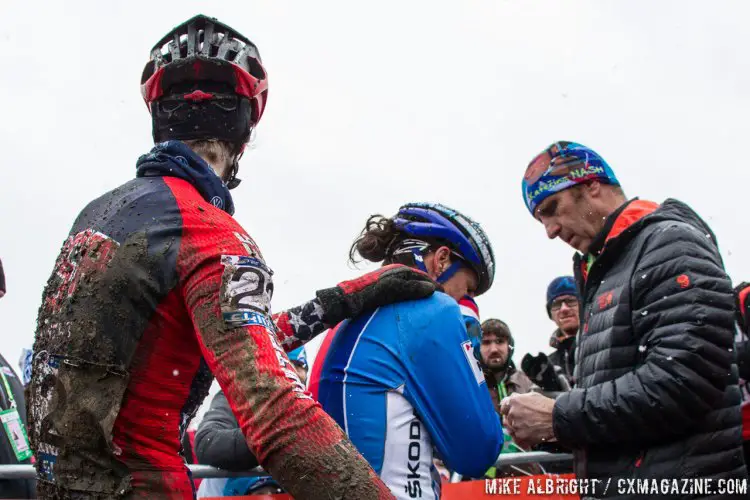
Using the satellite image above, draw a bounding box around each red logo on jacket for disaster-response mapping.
[677,274,690,289]
[597,291,614,310]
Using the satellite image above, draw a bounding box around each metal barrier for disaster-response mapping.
[0,452,572,480]
[449,451,574,483]
[493,451,573,466]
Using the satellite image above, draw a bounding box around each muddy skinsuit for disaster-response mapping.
[28,144,394,499]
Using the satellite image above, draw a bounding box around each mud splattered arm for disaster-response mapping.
[179,229,393,499]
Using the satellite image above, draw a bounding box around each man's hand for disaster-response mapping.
[316,264,441,326]
[499,392,556,449]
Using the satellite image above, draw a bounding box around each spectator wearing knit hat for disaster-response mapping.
[521,276,579,395]
[545,276,578,386]
[502,140,747,496]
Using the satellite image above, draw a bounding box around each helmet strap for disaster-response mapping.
[391,239,464,284]
[409,248,430,274]
[436,260,464,285]
[404,246,463,284]
[225,143,247,190]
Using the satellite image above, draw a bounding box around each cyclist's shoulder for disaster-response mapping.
[386,293,465,355]
[392,291,462,326]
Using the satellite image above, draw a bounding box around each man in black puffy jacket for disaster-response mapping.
[502,141,747,498]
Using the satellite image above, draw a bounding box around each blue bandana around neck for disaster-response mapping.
[136,140,235,216]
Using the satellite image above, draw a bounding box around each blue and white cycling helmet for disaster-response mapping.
[390,202,495,296]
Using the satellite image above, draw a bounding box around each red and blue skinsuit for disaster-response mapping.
[28,141,391,499]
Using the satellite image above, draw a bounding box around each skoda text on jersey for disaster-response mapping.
[313,293,504,499]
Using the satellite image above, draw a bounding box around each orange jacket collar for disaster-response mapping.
[604,200,659,246]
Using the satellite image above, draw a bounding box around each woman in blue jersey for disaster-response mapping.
[312,202,504,500]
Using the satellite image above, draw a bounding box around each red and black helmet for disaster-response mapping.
[141,15,268,186]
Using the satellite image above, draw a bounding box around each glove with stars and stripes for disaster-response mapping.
[316,264,441,327]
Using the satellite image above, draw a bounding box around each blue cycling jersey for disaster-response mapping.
[313,292,504,499]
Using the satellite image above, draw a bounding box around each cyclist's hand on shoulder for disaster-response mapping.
[317,264,441,325]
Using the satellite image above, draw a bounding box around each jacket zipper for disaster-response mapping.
[573,255,605,481]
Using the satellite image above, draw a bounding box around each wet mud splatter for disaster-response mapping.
[193,294,392,499]
[30,231,165,497]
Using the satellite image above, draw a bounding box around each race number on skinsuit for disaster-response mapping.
[220,255,275,328]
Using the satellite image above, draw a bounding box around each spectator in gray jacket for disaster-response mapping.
[195,390,277,498]
[195,347,308,497]
[194,390,260,473]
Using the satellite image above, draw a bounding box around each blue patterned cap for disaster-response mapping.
[522,141,619,215]
[288,346,307,369]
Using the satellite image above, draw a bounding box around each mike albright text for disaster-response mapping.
[485,477,607,496]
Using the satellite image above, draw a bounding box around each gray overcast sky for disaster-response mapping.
[1,1,749,385]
